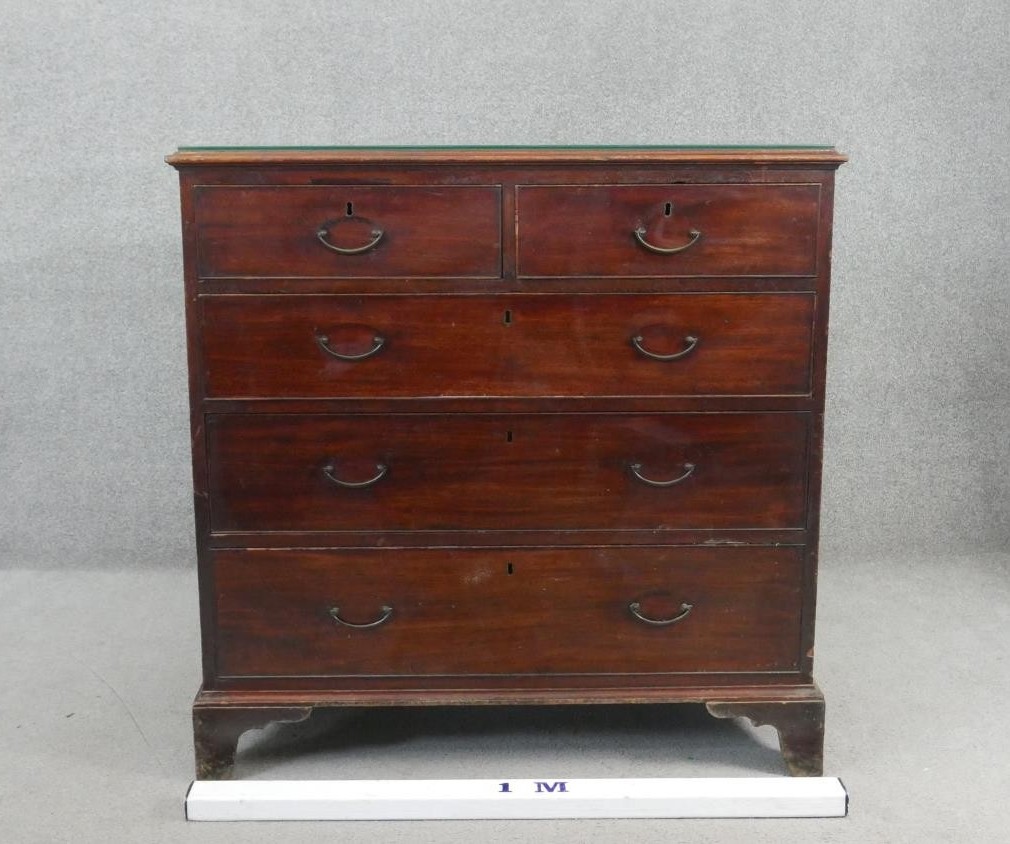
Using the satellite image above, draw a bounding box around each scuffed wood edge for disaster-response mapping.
[166,148,848,168]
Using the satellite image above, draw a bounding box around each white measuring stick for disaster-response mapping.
[186,776,848,821]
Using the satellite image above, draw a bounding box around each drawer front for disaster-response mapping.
[516,184,820,277]
[207,413,808,532]
[194,185,502,278]
[213,546,804,678]
[202,292,814,399]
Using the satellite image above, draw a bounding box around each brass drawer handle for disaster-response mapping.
[315,332,386,361]
[329,604,393,629]
[316,218,384,255]
[322,462,388,489]
[629,462,695,487]
[632,333,699,361]
[633,226,701,254]
[629,600,693,627]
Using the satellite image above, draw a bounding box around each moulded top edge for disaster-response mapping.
[166,145,848,168]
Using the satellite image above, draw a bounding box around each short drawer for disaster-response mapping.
[193,185,502,278]
[202,292,814,399]
[213,546,804,678]
[516,184,820,277]
[207,412,809,533]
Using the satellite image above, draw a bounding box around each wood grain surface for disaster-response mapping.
[201,292,815,399]
[206,412,809,533]
[517,184,820,277]
[194,185,502,278]
[213,546,804,678]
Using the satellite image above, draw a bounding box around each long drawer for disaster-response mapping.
[194,185,502,278]
[213,546,804,678]
[201,293,815,399]
[516,184,820,277]
[207,412,809,533]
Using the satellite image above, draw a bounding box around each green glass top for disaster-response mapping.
[177,144,835,152]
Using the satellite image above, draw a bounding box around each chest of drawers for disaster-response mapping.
[167,146,846,780]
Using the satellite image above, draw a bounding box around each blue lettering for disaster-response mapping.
[535,781,568,793]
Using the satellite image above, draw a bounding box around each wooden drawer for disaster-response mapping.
[194,185,502,278]
[202,292,814,399]
[516,184,820,277]
[213,546,804,678]
[207,412,809,533]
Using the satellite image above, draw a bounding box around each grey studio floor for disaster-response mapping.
[2,551,1008,844]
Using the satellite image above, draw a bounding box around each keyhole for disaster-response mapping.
[346,202,354,216]
[664,202,673,216]
[506,562,514,575]
[506,430,513,442]
[503,309,512,325]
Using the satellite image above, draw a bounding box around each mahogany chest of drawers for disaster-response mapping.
[167,146,846,779]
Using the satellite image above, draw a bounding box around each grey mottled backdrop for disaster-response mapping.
[1,0,1007,568]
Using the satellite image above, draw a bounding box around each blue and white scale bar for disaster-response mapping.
[186,777,848,821]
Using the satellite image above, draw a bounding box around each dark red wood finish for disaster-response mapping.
[194,185,502,278]
[213,546,804,678]
[201,292,815,399]
[168,147,845,779]
[206,412,809,533]
[516,184,820,277]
